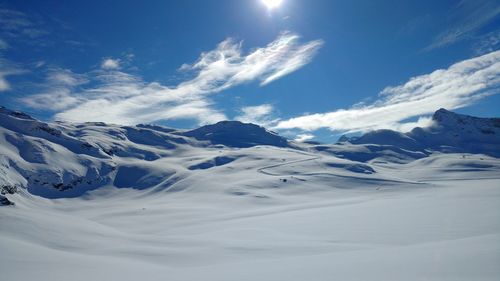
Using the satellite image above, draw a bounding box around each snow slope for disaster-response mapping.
[1,106,499,281]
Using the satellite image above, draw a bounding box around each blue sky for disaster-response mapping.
[0,0,499,142]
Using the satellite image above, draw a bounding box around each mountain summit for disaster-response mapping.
[183,121,289,148]
[342,108,500,157]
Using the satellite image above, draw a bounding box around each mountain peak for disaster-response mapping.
[334,109,500,157]
[431,108,500,130]
[0,106,35,121]
[432,108,460,123]
[183,120,289,148]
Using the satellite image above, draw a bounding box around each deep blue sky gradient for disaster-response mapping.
[1,0,499,141]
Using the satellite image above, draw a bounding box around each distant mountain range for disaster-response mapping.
[1,106,498,201]
[335,108,500,158]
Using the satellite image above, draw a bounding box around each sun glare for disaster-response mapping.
[261,0,283,10]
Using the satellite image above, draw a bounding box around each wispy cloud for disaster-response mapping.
[0,7,48,40]
[178,31,323,89]
[235,104,279,127]
[0,58,24,92]
[0,73,9,91]
[0,37,18,91]
[276,50,500,133]
[0,39,8,50]
[425,0,500,51]
[19,68,88,109]
[47,68,88,86]
[294,134,315,142]
[0,6,94,53]
[473,30,500,55]
[101,58,121,70]
[20,32,322,125]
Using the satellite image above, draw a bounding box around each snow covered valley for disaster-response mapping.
[1,106,499,280]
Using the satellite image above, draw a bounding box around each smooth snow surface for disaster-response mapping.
[1,107,499,281]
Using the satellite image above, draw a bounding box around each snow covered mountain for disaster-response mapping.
[1,106,500,281]
[336,108,500,158]
[0,106,294,199]
[183,120,290,148]
[0,106,498,200]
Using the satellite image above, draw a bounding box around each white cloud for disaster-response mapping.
[473,30,500,55]
[47,68,88,86]
[0,58,24,92]
[0,75,9,91]
[294,134,315,142]
[235,104,279,127]
[19,68,87,109]
[34,60,46,68]
[124,53,134,61]
[21,89,82,111]
[389,117,434,133]
[0,8,48,40]
[101,58,121,70]
[21,32,322,125]
[0,39,8,50]
[50,69,229,125]
[0,65,11,91]
[179,31,323,90]
[425,0,500,51]
[276,50,500,133]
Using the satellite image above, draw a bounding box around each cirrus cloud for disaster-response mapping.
[275,50,500,133]
[0,58,25,92]
[235,104,279,127]
[19,68,88,109]
[21,32,323,125]
[424,0,500,51]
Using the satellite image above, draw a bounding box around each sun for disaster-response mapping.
[261,0,283,10]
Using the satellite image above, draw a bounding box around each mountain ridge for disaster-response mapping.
[0,106,499,200]
[340,108,500,157]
